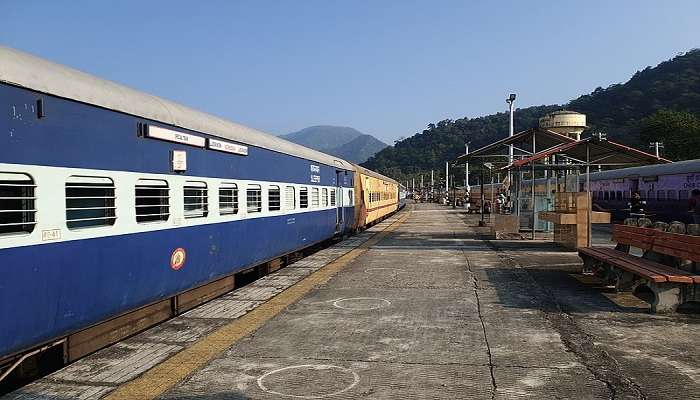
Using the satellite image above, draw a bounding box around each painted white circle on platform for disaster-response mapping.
[257,364,360,399]
[332,297,392,310]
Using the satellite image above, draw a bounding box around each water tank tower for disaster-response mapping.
[539,110,586,140]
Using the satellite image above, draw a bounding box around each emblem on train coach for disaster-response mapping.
[170,248,187,270]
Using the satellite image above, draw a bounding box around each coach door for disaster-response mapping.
[335,170,344,234]
[630,178,640,195]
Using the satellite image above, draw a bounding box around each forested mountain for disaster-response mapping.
[281,125,364,151]
[362,49,700,183]
[329,134,388,163]
[362,105,560,182]
[281,125,388,163]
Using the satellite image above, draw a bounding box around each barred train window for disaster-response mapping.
[219,183,238,215]
[657,190,666,201]
[647,190,655,200]
[184,181,208,219]
[269,185,281,211]
[247,184,262,213]
[330,189,336,206]
[285,186,295,210]
[300,187,308,208]
[679,190,689,200]
[0,172,36,235]
[311,188,319,208]
[322,188,328,207]
[135,179,169,223]
[667,190,677,201]
[66,176,116,229]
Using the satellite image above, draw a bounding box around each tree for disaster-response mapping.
[639,109,700,160]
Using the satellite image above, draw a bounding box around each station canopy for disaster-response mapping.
[506,136,671,170]
[454,128,576,165]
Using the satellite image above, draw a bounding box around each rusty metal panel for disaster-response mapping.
[176,276,235,314]
[67,300,171,362]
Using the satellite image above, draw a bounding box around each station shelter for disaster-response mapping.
[454,129,670,245]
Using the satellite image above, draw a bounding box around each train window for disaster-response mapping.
[598,191,603,200]
[219,183,238,215]
[321,188,328,207]
[135,179,169,223]
[299,187,308,209]
[330,189,336,206]
[616,191,623,201]
[269,185,281,211]
[184,181,208,219]
[647,190,655,200]
[285,186,295,210]
[623,191,630,200]
[0,172,36,235]
[311,188,319,208]
[66,176,116,229]
[667,190,677,201]
[247,185,262,213]
[679,190,689,200]
[603,192,609,200]
[657,190,666,201]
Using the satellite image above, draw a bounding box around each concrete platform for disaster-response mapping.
[5,204,700,400]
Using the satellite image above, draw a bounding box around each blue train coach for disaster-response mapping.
[0,46,382,375]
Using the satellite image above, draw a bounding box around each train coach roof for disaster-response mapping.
[351,163,398,184]
[0,46,355,170]
[589,158,700,181]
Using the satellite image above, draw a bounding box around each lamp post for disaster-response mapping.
[649,142,664,158]
[506,93,516,214]
[479,164,486,226]
[445,162,449,203]
[506,93,516,164]
[464,142,470,189]
[451,173,456,209]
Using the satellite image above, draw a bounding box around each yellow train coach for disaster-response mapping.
[352,164,399,228]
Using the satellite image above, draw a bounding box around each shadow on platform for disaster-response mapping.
[484,266,650,315]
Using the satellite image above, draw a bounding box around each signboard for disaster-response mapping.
[310,164,321,183]
[172,150,187,172]
[208,138,248,156]
[147,125,205,147]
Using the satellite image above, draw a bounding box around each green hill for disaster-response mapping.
[362,49,700,183]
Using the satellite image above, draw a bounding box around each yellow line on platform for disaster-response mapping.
[105,212,409,400]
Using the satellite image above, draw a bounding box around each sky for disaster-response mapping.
[3,1,700,143]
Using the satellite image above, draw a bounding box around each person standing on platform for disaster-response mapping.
[630,191,644,217]
[689,189,700,224]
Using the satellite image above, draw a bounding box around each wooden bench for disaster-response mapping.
[578,224,700,312]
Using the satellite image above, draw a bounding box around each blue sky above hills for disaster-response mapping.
[3,1,700,142]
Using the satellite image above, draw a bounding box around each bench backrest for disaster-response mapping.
[612,224,700,262]
[612,225,655,251]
